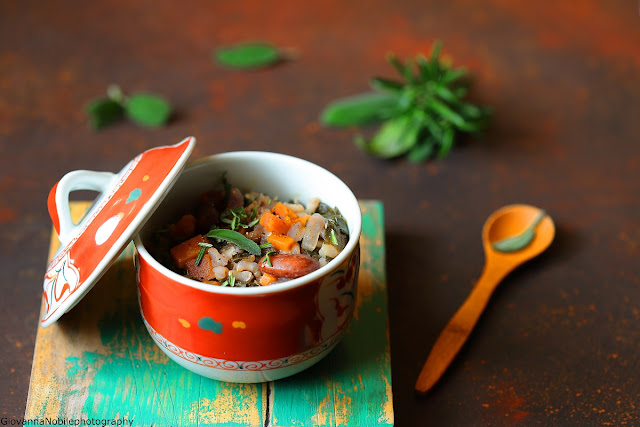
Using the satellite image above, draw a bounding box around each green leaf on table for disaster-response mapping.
[355,115,421,159]
[407,137,435,163]
[321,92,398,127]
[86,98,124,130]
[125,94,172,127]
[215,42,282,69]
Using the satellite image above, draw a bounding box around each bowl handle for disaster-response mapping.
[47,170,116,246]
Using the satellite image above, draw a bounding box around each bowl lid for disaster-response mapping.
[41,136,196,327]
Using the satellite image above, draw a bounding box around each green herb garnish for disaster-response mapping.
[320,41,491,161]
[259,242,272,249]
[86,84,172,130]
[222,272,237,287]
[206,229,261,256]
[194,242,213,266]
[215,42,283,69]
[330,229,338,246]
[263,250,277,267]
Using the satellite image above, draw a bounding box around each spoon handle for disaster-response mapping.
[415,264,511,394]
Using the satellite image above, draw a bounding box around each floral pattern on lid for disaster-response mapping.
[41,137,196,327]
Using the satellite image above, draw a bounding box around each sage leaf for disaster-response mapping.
[206,228,261,256]
[215,42,282,69]
[370,77,404,93]
[356,115,420,158]
[427,98,467,129]
[86,98,124,130]
[407,138,435,163]
[442,68,468,84]
[492,210,547,253]
[125,94,172,127]
[437,126,455,158]
[321,92,398,127]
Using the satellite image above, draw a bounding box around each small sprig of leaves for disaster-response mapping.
[320,41,491,162]
[86,84,172,130]
[221,207,260,231]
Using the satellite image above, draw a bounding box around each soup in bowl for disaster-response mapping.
[133,151,362,382]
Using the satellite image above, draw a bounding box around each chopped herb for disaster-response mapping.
[330,229,338,246]
[247,217,260,227]
[222,272,237,287]
[206,228,261,256]
[263,250,277,267]
[194,246,207,266]
[259,242,272,249]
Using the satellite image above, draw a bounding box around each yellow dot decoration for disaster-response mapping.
[178,318,191,328]
[232,321,246,329]
[143,175,150,181]
[118,212,124,218]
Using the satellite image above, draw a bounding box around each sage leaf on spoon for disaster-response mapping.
[492,210,547,253]
[214,42,284,69]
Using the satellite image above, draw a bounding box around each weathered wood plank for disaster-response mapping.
[25,201,393,426]
[268,201,393,426]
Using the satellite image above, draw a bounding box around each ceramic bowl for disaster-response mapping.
[133,152,362,382]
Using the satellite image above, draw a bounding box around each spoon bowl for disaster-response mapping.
[483,204,555,271]
[415,204,555,395]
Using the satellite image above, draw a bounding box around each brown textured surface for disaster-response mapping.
[1,0,639,425]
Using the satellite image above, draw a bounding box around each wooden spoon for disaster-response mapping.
[415,204,555,395]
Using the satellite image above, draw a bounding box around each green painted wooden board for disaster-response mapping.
[26,200,393,426]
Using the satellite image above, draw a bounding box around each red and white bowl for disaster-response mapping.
[133,151,362,382]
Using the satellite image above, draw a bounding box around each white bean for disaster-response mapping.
[214,266,229,281]
[208,247,229,267]
[237,260,259,273]
[301,213,325,251]
[319,242,338,258]
[306,198,320,213]
[287,221,305,242]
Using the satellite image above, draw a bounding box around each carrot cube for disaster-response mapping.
[274,202,298,221]
[259,273,277,286]
[185,254,215,282]
[170,235,208,269]
[267,233,295,251]
[259,212,290,234]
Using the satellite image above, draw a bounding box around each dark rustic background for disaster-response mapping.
[2,1,639,425]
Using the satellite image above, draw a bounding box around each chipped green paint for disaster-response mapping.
[26,200,393,426]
